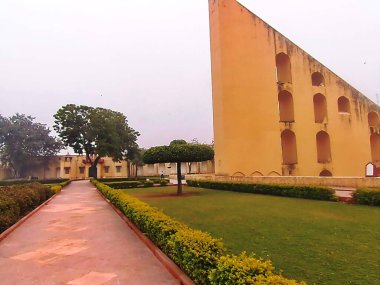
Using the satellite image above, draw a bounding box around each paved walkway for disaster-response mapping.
[0,181,179,285]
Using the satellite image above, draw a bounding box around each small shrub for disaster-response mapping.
[187,180,337,202]
[353,188,380,206]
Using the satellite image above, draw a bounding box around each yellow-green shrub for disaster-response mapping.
[209,253,306,285]
[50,185,62,194]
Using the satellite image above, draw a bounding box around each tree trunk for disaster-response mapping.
[176,162,182,195]
[87,155,101,179]
[89,165,98,179]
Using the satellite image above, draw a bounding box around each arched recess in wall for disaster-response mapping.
[316,131,332,163]
[337,96,350,113]
[232,172,246,177]
[313,93,328,123]
[250,171,263,177]
[276,53,292,84]
[368,112,380,128]
[267,171,281,176]
[319,170,333,177]
[278,91,295,122]
[370,133,380,162]
[312,72,325,86]
[281,130,298,165]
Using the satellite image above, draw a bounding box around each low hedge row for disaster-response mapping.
[0,183,55,233]
[104,179,168,189]
[187,180,337,202]
[0,179,69,186]
[353,188,380,206]
[98,176,164,183]
[92,180,305,285]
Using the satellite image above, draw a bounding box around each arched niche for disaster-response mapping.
[370,133,380,162]
[338,96,350,113]
[281,130,298,165]
[316,131,332,163]
[319,170,333,177]
[368,112,380,128]
[313,93,328,123]
[276,53,292,84]
[312,72,325,86]
[278,90,295,122]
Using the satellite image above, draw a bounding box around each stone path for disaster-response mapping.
[0,180,179,285]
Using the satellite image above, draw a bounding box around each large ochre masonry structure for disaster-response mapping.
[209,0,380,177]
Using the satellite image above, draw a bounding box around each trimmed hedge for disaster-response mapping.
[187,180,337,202]
[353,188,380,206]
[0,179,69,186]
[209,253,305,285]
[105,181,142,189]
[91,180,306,285]
[92,179,223,284]
[104,179,169,189]
[98,176,163,183]
[0,183,55,233]
[48,180,71,194]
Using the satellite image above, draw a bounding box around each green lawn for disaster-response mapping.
[123,186,380,285]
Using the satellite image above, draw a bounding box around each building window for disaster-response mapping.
[370,133,380,162]
[316,131,332,163]
[116,166,122,173]
[104,166,110,173]
[313,93,328,123]
[337,96,350,113]
[64,167,71,175]
[278,91,295,122]
[79,167,85,174]
[281,130,298,165]
[276,53,292,84]
[311,72,325,86]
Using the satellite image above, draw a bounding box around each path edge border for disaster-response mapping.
[95,187,195,285]
[0,191,59,243]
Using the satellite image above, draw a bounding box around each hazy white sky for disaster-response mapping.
[0,0,379,150]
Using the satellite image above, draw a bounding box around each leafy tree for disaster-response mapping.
[143,140,214,195]
[54,104,140,178]
[0,114,62,178]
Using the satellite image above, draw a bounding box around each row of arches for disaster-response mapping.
[281,130,332,165]
[281,130,380,166]
[275,53,325,87]
[278,91,379,127]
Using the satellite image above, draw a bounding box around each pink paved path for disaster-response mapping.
[0,180,179,285]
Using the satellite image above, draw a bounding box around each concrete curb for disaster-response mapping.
[95,187,195,285]
[0,192,59,243]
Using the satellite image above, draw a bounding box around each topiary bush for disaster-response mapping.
[353,188,380,206]
[187,180,337,202]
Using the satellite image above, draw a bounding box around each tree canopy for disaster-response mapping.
[143,140,214,195]
[53,104,140,178]
[0,114,62,177]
